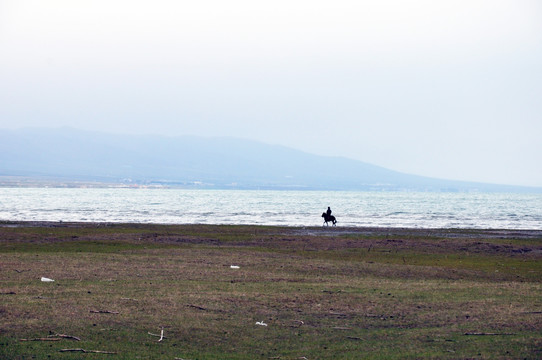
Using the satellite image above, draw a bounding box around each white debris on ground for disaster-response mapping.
[40,277,55,282]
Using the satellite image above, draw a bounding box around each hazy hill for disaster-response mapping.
[0,127,537,192]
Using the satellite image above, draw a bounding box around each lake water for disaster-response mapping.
[0,188,541,229]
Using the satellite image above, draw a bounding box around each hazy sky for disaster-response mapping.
[1,0,541,187]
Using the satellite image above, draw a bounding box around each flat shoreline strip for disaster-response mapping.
[1,220,541,238]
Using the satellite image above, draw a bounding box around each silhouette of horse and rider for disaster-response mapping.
[321,206,337,226]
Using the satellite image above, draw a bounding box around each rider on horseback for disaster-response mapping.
[322,207,337,226]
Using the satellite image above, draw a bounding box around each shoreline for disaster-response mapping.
[2,220,541,239]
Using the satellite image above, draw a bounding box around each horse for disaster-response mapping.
[322,212,337,226]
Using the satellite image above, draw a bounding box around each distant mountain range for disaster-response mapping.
[0,127,539,192]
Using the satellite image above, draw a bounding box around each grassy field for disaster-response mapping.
[1,222,541,359]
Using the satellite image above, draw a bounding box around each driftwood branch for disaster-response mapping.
[347,336,362,340]
[51,333,81,341]
[464,332,516,336]
[20,334,81,342]
[90,310,119,314]
[148,327,165,342]
[158,328,164,342]
[59,348,116,354]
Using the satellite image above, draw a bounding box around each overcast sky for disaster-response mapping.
[1,0,541,187]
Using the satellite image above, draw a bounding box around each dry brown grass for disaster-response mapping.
[0,223,541,359]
